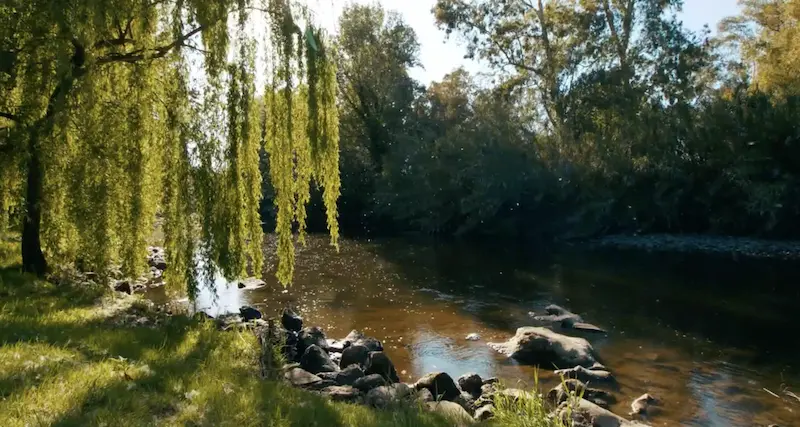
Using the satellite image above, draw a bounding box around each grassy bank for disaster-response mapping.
[0,241,562,427]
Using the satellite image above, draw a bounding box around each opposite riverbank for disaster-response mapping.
[585,233,800,260]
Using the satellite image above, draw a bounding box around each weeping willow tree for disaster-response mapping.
[0,0,340,292]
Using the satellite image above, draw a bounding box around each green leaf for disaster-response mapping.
[305,26,318,52]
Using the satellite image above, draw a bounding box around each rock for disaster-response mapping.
[283,330,300,362]
[147,246,167,270]
[340,344,370,369]
[237,282,246,289]
[114,280,132,294]
[366,383,413,408]
[569,322,608,334]
[326,339,347,353]
[329,352,342,367]
[285,367,322,388]
[630,393,658,417]
[318,365,364,386]
[480,382,499,397]
[298,326,328,355]
[320,385,361,402]
[414,372,461,401]
[474,404,494,421]
[455,391,477,413]
[559,399,651,427]
[426,401,475,425]
[548,379,616,409]
[238,305,262,321]
[281,307,303,332]
[494,388,530,403]
[531,304,584,325]
[353,373,387,392]
[237,277,266,290]
[416,387,435,403]
[344,330,383,351]
[488,326,597,368]
[458,373,484,398]
[300,344,338,374]
[465,333,481,341]
[554,365,616,385]
[365,351,399,383]
[482,377,499,385]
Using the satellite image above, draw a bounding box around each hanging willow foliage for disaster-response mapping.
[0,0,340,293]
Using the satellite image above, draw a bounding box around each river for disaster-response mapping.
[147,234,800,426]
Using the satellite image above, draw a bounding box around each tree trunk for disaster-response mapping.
[22,133,47,276]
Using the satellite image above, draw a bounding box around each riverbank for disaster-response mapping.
[585,233,800,259]
[0,242,561,427]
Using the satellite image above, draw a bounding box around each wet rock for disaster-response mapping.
[425,401,475,425]
[458,373,484,398]
[416,387,435,403]
[559,399,650,427]
[326,339,347,353]
[340,344,370,369]
[569,322,608,334]
[414,372,461,401]
[629,393,659,417]
[285,367,322,388]
[283,330,300,362]
[298,326,328,355]
[353,373,387,392]
[237,277,266,290]
[239,305,262,321]
[488,326,597,368]
[474,404,494,421]
[320,385,361,402]
[300,344,338,374]
[465,333,481,341]
[281,308,303,332]
[344,330,383,351]
[365,351,399,383]
[238,282,246,289]
[366,383,413,408]
[318,365,364,386]
[548,379,616,409]
[554,365,616,385]
[329,352,342,367]
[531,304,584,326]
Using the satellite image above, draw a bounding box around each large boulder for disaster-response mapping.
[426,401,475,425]
[532,304,583,326]
[298,326,328,355]
[554,365,616,385]
[300,344,338,374]
[488,327,598,368]
[344,330,383,352]
[548,379,616,409]
[458,373,484,398]
[318,365,364,386]
[558,399,651,427]
[340,344,370,369]
[353,373,387,392]
[365,383,413,408]
[285,367,322,388]
[414,372,461,401]
[365,351,399,383]
[474,404,494,421]
[147,246,167,270]
[281,307,303,332]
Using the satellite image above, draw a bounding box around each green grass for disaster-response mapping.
[0,240,564,427]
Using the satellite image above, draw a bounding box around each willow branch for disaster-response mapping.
[96,25,204,64]
[0,112,20,122]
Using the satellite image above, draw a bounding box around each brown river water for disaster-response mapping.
[147,235,800,426]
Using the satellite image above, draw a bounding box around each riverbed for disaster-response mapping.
[147,235,800,426]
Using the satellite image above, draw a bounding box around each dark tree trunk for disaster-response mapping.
[22,134,47,275]
[20,40,85,277]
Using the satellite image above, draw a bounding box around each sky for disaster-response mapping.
[312,0,743,85]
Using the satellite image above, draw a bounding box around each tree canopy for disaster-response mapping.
[0,0,340,292]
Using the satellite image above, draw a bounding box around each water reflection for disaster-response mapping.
[145,235,800,426]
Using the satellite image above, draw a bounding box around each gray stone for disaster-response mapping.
[320,385,361,402]
[238,305,262,321]
[416,387,435,403]
[457,373,483,397]
[558,399,651,427]
[353,373,387,392]
[344,330,383,351]
[629,393,658,417]
[281,308,303,332]
[414,372,461,401]
[298,326,327,354]
[426,401,475,425]
[488,327,597,369]
[569,322,608,334]
[548,379,616,409]
[474,404,494,421]
[318,365,364,386]
[300,344,338,374]
[365,351,399,383]
[554,365,616,385]
[284,367,322,387]
[340,344,370,369]
[365,383,412,408]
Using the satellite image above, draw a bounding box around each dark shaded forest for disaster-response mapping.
[262,0,800,242]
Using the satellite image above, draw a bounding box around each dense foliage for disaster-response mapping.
[261,0,800,241]
[0,0,340,290]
